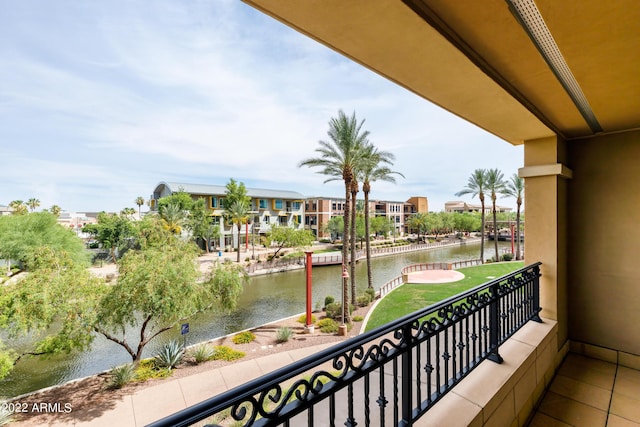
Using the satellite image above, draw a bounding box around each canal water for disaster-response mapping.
[1,241,511,397]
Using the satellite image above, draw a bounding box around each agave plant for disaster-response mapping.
[275,327,293,343]
[107,363,136,389]
[190,344,215,364]
[154,340,184,369]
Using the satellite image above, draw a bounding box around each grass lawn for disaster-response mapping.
[364,261,525,332]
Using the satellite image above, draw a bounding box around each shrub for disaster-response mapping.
[501,253,514,261]
[232,331,256,344]
[356,295,371,307]
[297,314,316,324]
[276,327,294,343]
[317,318,339,333]
[365,287,376,301]
[190,344,215,364]
[154,340,184,369]
[324,302,341,319]
[325,302,354,319]
[212,346,245,361]
[324,295,335,307]
[107,363,135,389]
[134,359,172,381]
[352,315,364,322]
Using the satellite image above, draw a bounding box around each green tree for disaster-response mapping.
[83,212,135,262]
[49,205,62,217]
[370,215,392,238]
[266,225,315,258]
[186,198,220,253]
[502,173,524,260]
[485,168,506,261]
[120,207,136,218]
[359,143,403,289]
[8,200,27,215]
[26,198,40,212]
[0,212,89,271]
[226,200,250,262]
[0,247,103,379]
[157,189,194,212]
[222,179,252,262]
[325,216,344,242]
[93,241,246,363]
[299,110,370,323]
[135,196,145,217]
[406,212,429,242]
[456,169,488,263]
[158,202,185,235]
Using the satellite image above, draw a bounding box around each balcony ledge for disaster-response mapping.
[415,317,563,427]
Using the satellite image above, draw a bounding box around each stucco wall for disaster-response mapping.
[567,130,640,355]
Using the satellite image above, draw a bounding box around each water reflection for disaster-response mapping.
[1,241,510,397]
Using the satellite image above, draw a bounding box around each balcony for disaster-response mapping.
[150,264,546,426]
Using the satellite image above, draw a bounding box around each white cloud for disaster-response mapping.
[0,0,523,213]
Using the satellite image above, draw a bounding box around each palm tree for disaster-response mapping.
[406,212,429,243]
[159,202,184,235]
[455,169,487,262]
[26,198,40,212]
[227,199,250,263]
[299,110,370,324]
[485,168,506,261]
[9,200,27,215]
[50,205,62,217]
[135,196,145,217]
[121,207,136,218]
[502,173,524,260]
[359,144,403,289]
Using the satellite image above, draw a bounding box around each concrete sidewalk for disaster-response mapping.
[30,342,337,427]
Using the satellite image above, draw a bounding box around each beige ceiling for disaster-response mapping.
[243,0,640,145]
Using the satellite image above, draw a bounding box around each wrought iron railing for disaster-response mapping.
[149,263,542,427]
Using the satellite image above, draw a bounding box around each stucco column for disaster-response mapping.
[519,136,571,349]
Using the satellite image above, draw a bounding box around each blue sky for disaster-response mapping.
[0,0,523,213]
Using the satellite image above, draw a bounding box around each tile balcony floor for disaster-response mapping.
[529,353,640,427]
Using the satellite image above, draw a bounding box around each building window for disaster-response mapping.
[259,199,268,209]
[210,197,218,208]
[292,201,301,210]
[279,216,287,225]
[265,215,270,223]
[274,199,283,210]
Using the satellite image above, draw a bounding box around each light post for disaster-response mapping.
[338,266,349,336]
[304,251,314,334]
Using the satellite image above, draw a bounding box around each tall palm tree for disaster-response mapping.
[485,168,506,261]
[135,196,145,217]
[502,173,524,260]
[299,110,370,324]
[359,144,403,289]
[455,169,487,262]
[227,199,250,263]
[26,198,40,212]
[349,179,359,303]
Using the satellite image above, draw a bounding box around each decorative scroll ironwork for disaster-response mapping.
[148,263,541,427]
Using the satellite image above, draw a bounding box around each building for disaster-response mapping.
[444,201,512,214]
[221,1,638,426]
[150,182,305,249]
[304,196,428,239]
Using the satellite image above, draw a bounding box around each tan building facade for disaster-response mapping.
[304,196,428,239]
